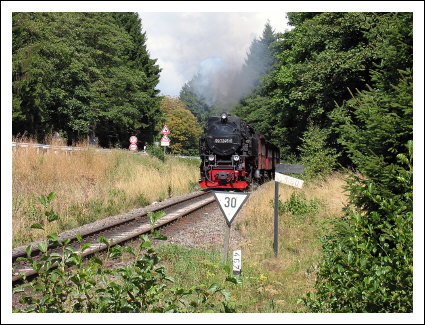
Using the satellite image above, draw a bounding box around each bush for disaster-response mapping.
[146,143,165,162]
[278,192,321,217]
[298,124,339,180]
[13,197,238,313]
[304,142,413,312]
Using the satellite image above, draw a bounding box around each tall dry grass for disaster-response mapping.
[233,173,348,311]
[12,143,200,247]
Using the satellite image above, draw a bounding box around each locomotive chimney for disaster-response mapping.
[221,112,228,123]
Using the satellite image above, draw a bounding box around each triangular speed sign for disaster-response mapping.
[213,192,249,226]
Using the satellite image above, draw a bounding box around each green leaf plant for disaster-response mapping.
[14,199,238,312]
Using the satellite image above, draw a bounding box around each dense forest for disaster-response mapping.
[12,12,413,312]
[13,12,162,147]
[234,12,413,313]
[180,12,414,312]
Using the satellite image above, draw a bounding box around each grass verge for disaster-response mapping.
[12,141,200,247]
[156,173,348,312]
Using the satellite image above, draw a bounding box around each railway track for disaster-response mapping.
[12,190,215,282]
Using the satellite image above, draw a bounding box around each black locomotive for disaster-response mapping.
[199,113,280,190]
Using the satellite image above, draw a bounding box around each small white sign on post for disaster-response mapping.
[275,172,304,189]
[214,192,250,226]
[233,250,242,275]
[214,191,249,262]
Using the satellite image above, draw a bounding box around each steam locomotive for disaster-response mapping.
[199,113,280,190]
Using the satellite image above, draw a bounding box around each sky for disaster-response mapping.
[138,11,290,97]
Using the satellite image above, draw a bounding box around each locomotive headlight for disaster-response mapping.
[221,113,228,123]
[208,154,215,161]
[233,155,240,162]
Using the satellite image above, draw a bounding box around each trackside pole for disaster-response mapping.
[273,164,305,259]
[213,191,250,263]
[274,180,279,258]
[223,223,231,262]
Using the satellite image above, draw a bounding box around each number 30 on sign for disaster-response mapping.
[213,192,249,226]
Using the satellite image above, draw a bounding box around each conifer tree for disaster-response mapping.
[237,21,277,95]
[12,12,162,146]
[179,77,211,125]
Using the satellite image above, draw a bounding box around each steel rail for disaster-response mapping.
[12,194,215,282]
[12,190,210,261]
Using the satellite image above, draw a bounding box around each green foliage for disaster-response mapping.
[160,96,202,155]
[233,12,412,167]
[235,12,377,156]
[28,192,60,230]
[12,12,162,146]
[298,125,339,180]
[305,145,413,312]
[14,204,238,313]
[230,13,414,311]
[331,70,413,196]
[304,151,413,312]
[266,12,414,313]
[146,143,165,162]
[232,95,282,150]
[179,79,212,125]
[278,192,321,217]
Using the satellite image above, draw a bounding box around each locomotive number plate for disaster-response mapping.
[214,138,233,143]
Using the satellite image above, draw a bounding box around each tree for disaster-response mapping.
[233,13,413,165]
[160,96,202,155]
[304,13,413,312]
[236,21,277,96]
[230,12,414,311]
[12,12,162,146]
[179,77,211,125]
[298,124,339,180]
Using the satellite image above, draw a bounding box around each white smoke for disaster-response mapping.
[189,50,268,109]
[189,57,237,107]
[139,12,290,99]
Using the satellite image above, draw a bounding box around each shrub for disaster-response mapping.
[146,143,165,162]
[278,192,321,217]
[298,124,339,180]
[13,196,238,313]
[304,142,413,312]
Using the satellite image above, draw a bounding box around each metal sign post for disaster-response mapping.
[273,180,279,258]
[273,164,304,258]
[213,191,249,262]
